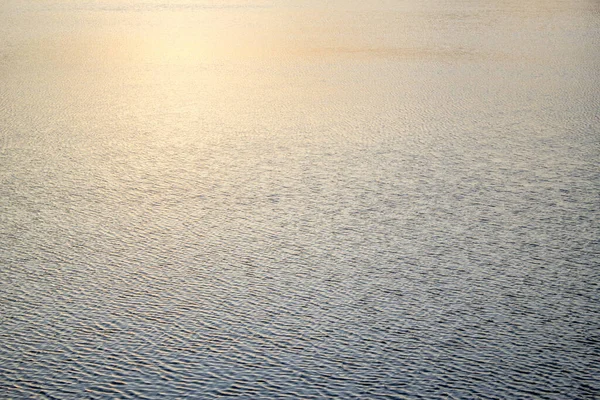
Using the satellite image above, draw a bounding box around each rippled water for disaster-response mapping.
[1,0,599,398]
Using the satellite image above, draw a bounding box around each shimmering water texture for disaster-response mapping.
[1,0,599,398]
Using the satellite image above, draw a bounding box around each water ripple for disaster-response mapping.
[1,0,599,398]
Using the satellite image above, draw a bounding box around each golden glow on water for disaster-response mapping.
[6,1,504,70]
[3,0,597,138]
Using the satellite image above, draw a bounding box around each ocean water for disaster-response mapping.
[1,0,599,398]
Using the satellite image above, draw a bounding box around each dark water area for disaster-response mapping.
[1,0,599,398]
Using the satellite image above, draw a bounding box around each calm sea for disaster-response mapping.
[1,0,599,398]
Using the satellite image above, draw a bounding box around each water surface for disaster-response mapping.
[1,0,599,398]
